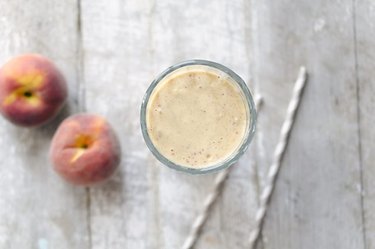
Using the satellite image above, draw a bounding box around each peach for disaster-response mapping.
[0,54,67,126]
[49,114,121,185]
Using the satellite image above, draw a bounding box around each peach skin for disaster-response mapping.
[0,54,67,126]
[50,114,121,185]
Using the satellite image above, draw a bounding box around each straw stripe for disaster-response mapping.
[248,66,307,248]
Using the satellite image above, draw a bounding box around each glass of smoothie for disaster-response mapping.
[140,60,256,174]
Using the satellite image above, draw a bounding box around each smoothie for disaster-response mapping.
[145,64,249,168]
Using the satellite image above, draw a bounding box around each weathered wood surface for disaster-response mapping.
[0,0,374,249]
[80,0,258,248]
[356,0,375,248]
[252,0,373,248]
[0,0,89,249]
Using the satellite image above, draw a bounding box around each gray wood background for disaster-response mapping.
[0,0,373,249]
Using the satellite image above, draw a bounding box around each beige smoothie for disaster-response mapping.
[146,65,249,168]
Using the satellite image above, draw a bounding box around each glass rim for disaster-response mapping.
[140,59,257,174]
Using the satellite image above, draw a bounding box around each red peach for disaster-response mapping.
[49,114,121,186]
[0,54,67,126]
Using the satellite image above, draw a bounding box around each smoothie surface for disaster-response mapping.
[146,65,248,168]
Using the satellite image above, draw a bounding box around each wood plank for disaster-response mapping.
[355,0,375,248]
[80,2,156,248]
[250,0,365,248]
[80,0,259,248]
[0,1,89,249]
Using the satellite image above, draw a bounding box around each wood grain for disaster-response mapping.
[0,0,89,249]
[80,0,259,248]
[355,0,375,248]
[251,0,365,248]
[0,0,373,248]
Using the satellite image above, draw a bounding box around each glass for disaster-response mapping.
[140,60,257,174]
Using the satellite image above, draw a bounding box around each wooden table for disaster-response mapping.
[0,0,373,248]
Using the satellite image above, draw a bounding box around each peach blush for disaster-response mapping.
[0,54,67,126]
[50,114,121,186]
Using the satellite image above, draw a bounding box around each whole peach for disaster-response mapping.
[50,114,121,185]
[0,54,67,126]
